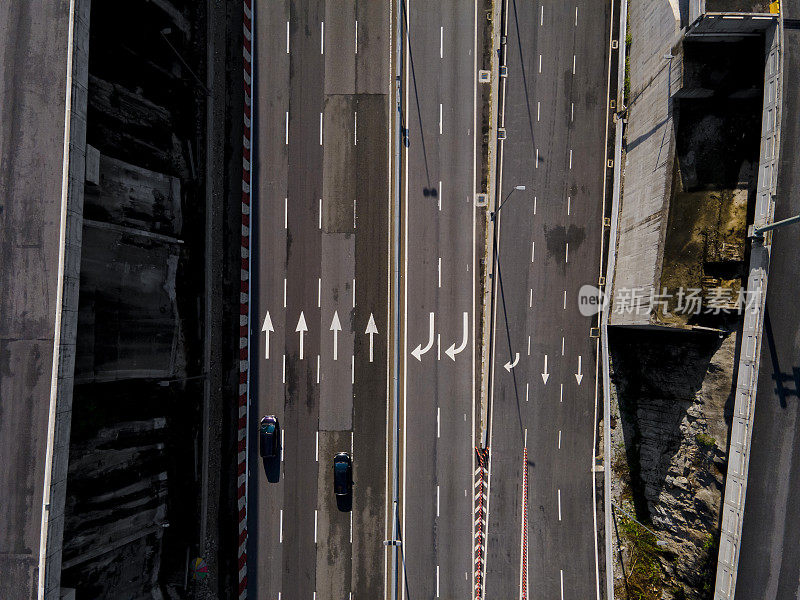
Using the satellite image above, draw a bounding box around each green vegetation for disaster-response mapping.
[696,433,716,449]
[624,7,631,105]
[618,512,665,600]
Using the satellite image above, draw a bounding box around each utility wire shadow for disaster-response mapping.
[400,0,437,198]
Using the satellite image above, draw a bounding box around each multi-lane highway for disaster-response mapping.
[400,0,478,597]
[484,1,612,598]
[248,2,389,598]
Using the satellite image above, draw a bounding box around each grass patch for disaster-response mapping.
[617,512,665,600]
[696,433,716,448]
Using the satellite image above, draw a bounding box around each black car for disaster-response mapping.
[259,415,280,458]
[333,452,352,496]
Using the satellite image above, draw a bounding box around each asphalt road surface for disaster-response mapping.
[400,0,478,597]
[247,2,390,598]
[484,1,611,598]
[735,9,800,599]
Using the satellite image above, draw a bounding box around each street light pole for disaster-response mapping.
[491,185,526,220]
[750,212,800,240]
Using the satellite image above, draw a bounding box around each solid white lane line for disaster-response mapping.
[314,510,318,543]
[320,112,323,145]
[283,278,287,307]
[280,509,283,542]
[560,383,563,403]
[563,289,567,309]
[527,335,531,355]
[537,101,540,121]
[286,21,290,53]
[284,197,288,229]
[526,382,529,402]
[437,485,440,516]
[440,26,443,58]
[321,21,324,54]
[355,20,358,53]
[285,111,289,144]
[316,355,320,384]
[558,489,562,520]
[558,430,561,449]
[567,196,571,215]
[566,242,569,263]
[439,103,443,134]
[316,431,319,462]
[352,278,356,307]
[354,111,358,145]
[438,257,442,288]
[318,277,321,307]
[319,198,322,229]
[539,54,542,73]
[351,355,354,384]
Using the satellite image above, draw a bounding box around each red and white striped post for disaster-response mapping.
[237,0,253,598]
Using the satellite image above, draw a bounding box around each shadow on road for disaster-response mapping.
[495,255,525,441]
[400,0,436,197]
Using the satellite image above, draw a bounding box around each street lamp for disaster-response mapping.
[749,212,800,241]
[491,185,526,220]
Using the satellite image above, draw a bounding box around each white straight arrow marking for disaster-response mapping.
[541,354,550,384]
[262,312,274,359]
[330,311,341,360]
[575,355,583,385]
[445,312,469,361]
[365,313,378,362]
[296,311,308,360]
[412,312,435,361]
[504,352,520,372]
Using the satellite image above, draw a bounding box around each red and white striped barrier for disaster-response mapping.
[474,447,489,599]
[521,448,529,600]
[238,0,253,598]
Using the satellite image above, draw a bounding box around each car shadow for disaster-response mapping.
[262,455,281,483]
[336,492,352,512]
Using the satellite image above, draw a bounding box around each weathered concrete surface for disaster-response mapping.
[610,0,683,325]
[609,327,736,599]
[0,1,88,598]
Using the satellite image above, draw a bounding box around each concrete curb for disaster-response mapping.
[478,0,502,449]
[238,0,253,598]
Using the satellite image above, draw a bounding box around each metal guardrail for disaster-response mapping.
[601,0,627,595]
[713,14,783,600]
